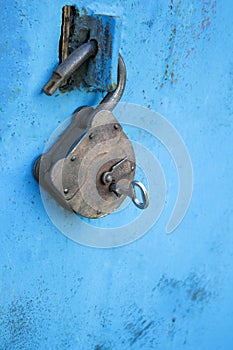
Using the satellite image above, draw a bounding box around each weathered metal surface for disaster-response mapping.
[36,108,136,218]
[1,1,233,349]
[36,47,136,218]
[43,41,127,111]
[59,5,122,92]
[43,41,98,96]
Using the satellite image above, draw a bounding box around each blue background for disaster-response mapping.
[0,0,232,349]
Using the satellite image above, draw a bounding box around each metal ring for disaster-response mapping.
[131,181,149,209]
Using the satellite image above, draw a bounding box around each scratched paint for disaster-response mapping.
[0,272,214,349]
[159,0,217,87]
[1,0,233,349]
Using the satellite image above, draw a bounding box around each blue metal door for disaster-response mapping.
[1,1,233,349]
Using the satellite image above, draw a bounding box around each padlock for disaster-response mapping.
[33,41,149,218]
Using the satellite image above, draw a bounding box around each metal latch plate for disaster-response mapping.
[60,5,122,92]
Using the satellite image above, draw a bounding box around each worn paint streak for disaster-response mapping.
[160,0,216,88]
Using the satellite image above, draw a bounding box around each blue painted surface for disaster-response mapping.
[0,0,233,349]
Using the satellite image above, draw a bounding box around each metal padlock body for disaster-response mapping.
[35,106,136,218]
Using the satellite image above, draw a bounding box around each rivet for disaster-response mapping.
[71,155,76,161]
[114,124,119,130]
[131,165,135,171]
[97,210,102,215]
[105,174,113,183]
[64,188,69,194]
[89,133,94,139]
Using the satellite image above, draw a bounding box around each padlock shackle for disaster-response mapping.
[99,54,126,111]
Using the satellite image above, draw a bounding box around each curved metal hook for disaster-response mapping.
[43,40,98,96]
[98,54,126,111]
[43,41,126,112]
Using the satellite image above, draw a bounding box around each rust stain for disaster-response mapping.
[201,17,211,30]
[186,47,195,58]
[160,0,216,88]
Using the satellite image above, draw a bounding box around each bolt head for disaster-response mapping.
[71,155,76,161]
[114,124,119,130]
[97,210,102,215]
[105,174,113,183]
[131,165,135,171]
[89,133,94,139]
[64,188,69,194]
